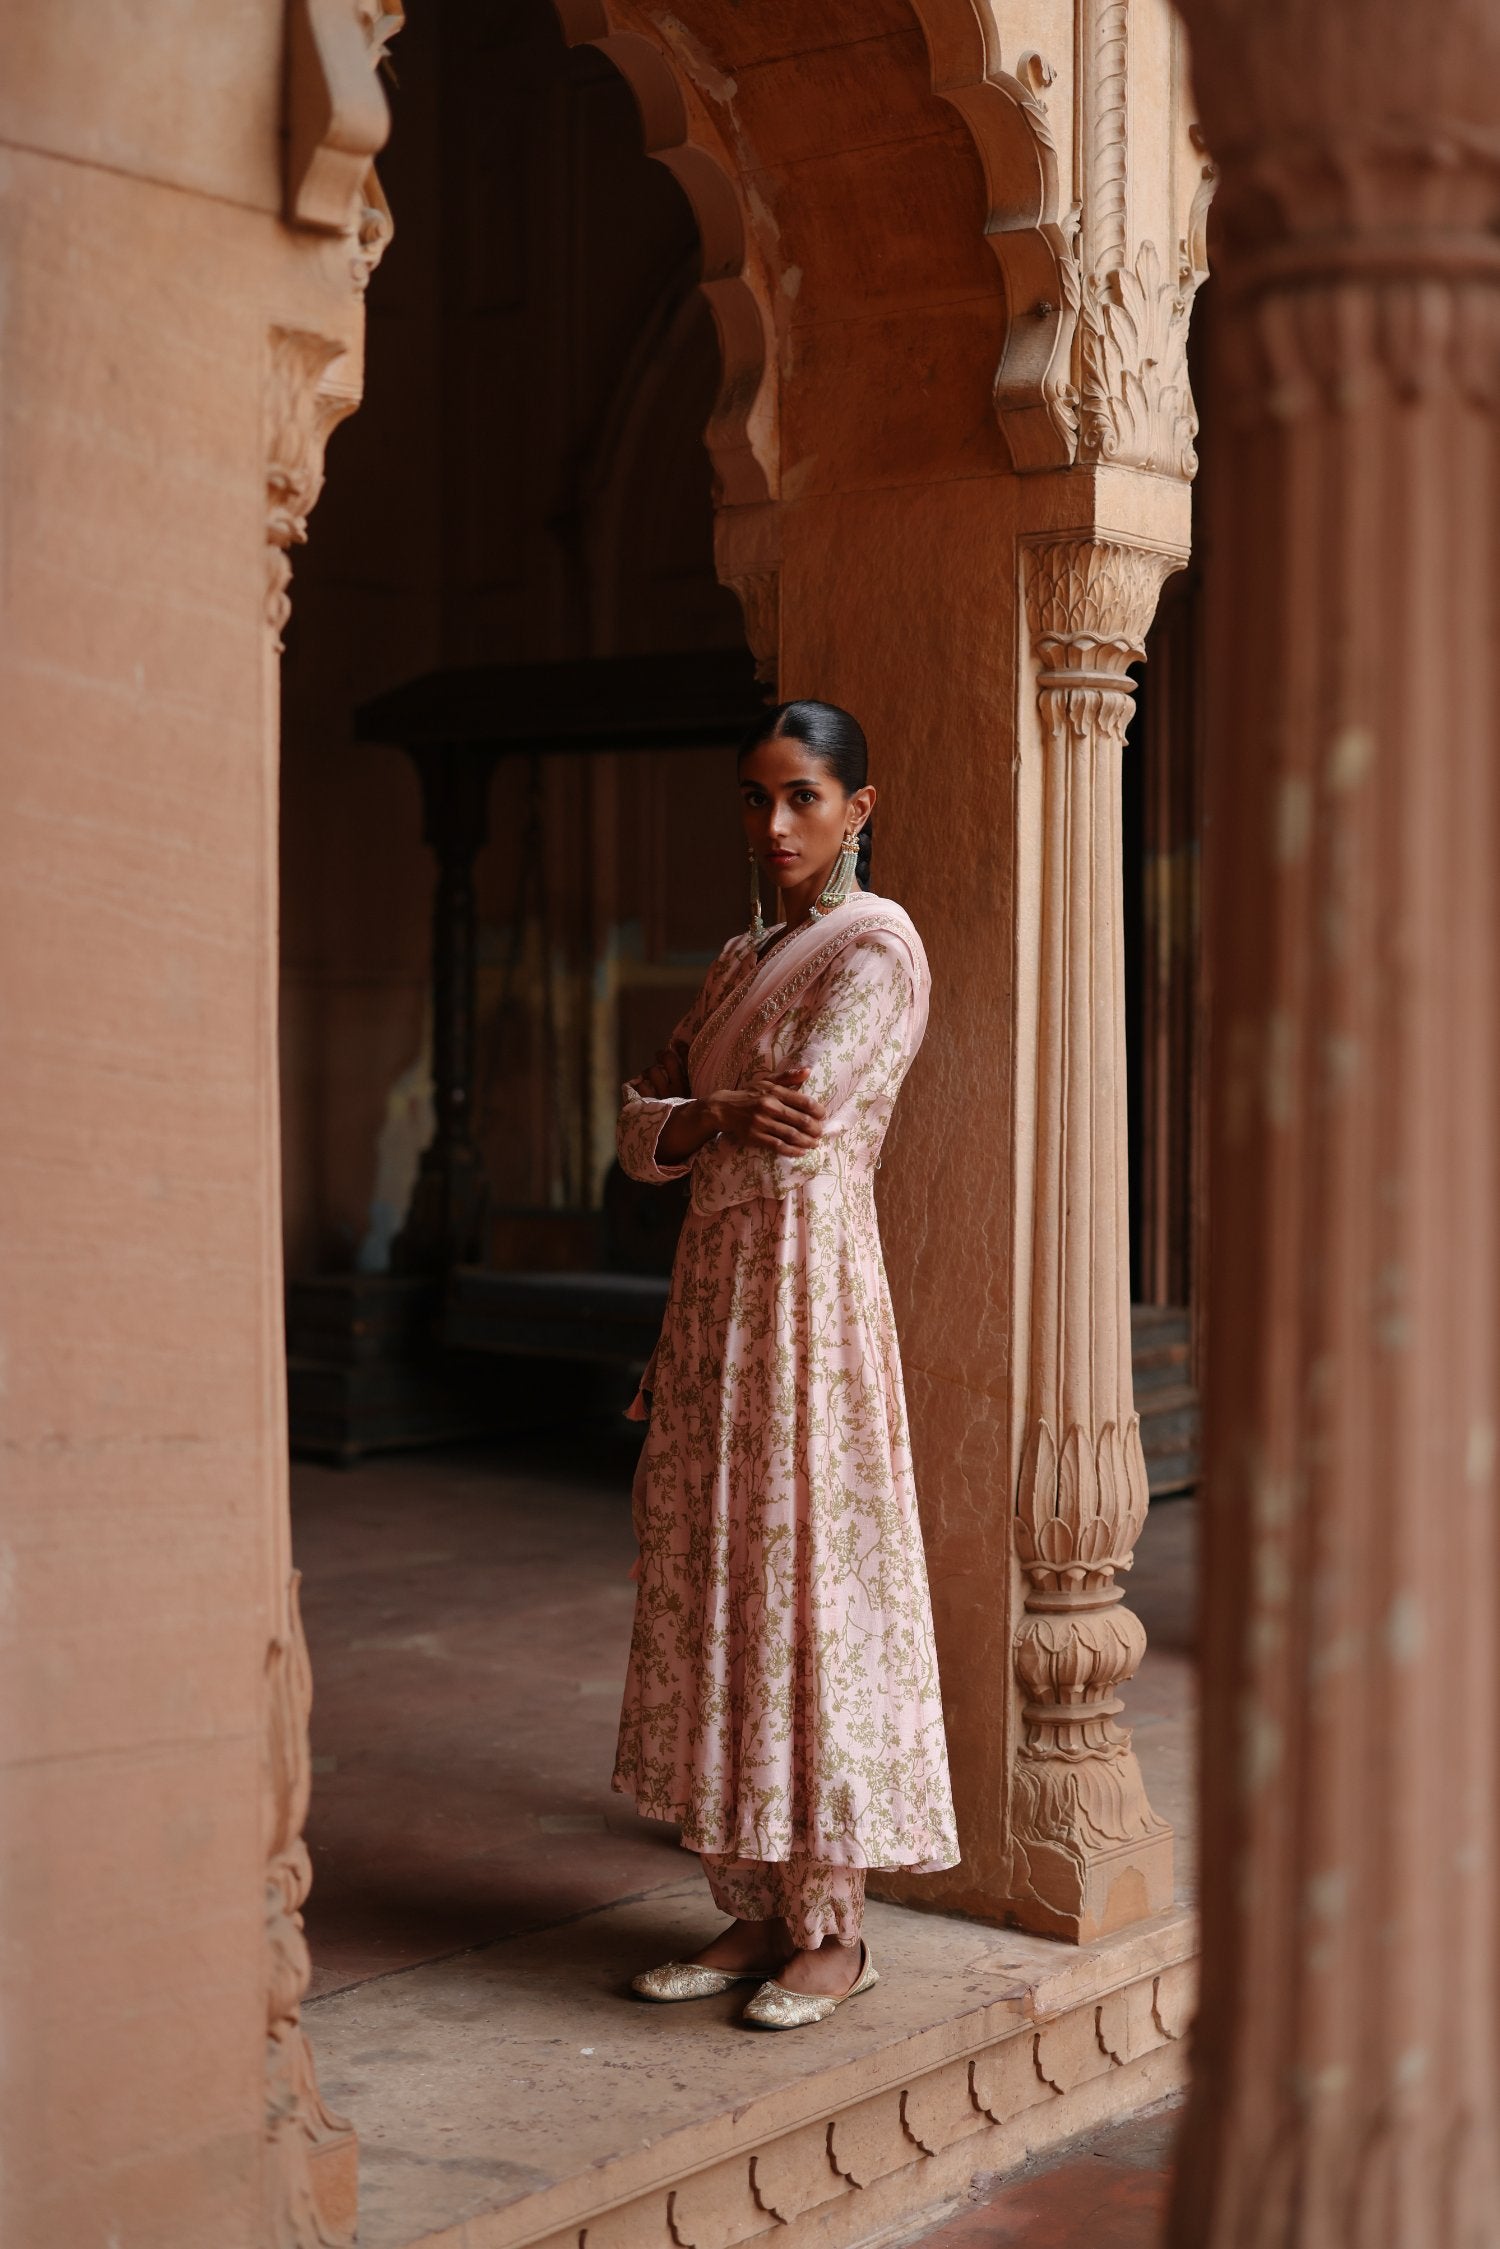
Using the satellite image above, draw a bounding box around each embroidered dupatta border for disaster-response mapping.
[689,902,924,1096]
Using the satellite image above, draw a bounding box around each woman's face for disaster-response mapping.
[738,733,875,899]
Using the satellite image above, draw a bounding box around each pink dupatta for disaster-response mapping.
[687,890,925,1098]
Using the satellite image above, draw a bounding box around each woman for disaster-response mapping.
[614,700,957,2030]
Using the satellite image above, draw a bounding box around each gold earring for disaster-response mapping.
[809,830,860,920]
[748,846,766,940]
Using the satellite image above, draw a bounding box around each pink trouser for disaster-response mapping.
[700,1853,866,1948]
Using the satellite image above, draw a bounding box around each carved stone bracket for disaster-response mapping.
[1076,150,1215,478]
[914,1,1213,478]
[1009,536,1178,1943]
[915,3,1083,469]
[1077,234,1202,477]
[265,328,361,652]
[286,0,401,296]
[286,0,397,228]
[1067,0,1216,478]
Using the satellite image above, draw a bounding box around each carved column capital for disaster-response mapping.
[1026,537,1178,750]
[1027,537,1178,664]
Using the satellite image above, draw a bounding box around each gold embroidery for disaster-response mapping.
[613,920,957,1874]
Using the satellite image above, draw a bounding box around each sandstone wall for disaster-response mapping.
[0,5,378,2238]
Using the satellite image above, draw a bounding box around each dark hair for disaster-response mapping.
[736,699,874,887]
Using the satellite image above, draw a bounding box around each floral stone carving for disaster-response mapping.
[1010,538,1179,1942]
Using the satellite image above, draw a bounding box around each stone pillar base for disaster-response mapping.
[1008,1827,1174,1945]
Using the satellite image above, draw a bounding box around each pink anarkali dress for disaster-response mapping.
[613,890,958,1947]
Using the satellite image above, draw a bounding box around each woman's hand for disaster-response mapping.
[707,1066,826,1155]
[627,1044,689,1101]
[648,1066,826,1165]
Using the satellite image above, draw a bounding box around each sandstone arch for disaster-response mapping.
[908,0,1080,468]
[551,0,778,510]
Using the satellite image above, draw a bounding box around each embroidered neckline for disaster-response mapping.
[723,911,919,1086]
[691,907,883,1078]
[686,906,923,1095]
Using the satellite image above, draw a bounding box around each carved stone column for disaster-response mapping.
[262,320,367,2249]
[1166,2,1500,2235]
[262,11,396,2229]
[264,1576,359,2246]
[1008,535,1177,1943]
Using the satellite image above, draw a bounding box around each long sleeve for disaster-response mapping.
[691,933,922,1210]
[615,936,746,1185]
[617,1088,695,1184]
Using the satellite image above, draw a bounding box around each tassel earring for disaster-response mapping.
[748,846,766,940]
[809,829,860,920]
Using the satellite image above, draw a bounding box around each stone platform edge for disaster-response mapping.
[402,1907,1198,2249]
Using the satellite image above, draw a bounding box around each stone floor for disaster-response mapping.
[297,1424,686,2000]
[293,1428,1197,2248]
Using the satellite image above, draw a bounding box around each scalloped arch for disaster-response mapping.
[552,0,1081,484]
[549,0,777,508]
[907,0,1081,470]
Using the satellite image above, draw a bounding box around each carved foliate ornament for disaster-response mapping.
[1067,0,1216,479]
[351,166,395,295]
[1027,537,1179,750]
[968,0,1215,479]
[1027,536,1178,653]
[1016,1416,1150,1602]
[265,328,360,651]
[1077,236,1201,477]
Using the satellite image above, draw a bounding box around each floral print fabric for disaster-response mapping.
[613,898,959,1876]
[701,1854,865,1948]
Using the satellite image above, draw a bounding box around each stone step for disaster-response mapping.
[305,1881,1198,2249]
